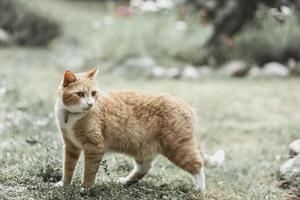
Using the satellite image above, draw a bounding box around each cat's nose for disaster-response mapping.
[87,102,93,107]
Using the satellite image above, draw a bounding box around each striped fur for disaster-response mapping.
[55,68,209,191]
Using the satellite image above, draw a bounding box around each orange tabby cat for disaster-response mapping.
[54,68,224,192]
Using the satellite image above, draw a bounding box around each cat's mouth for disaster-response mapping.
[83,106,93,111]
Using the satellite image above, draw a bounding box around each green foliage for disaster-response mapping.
[213,9,300,65]
[37,152,62,183]
[0,0,60,46]
[95,11,212,65]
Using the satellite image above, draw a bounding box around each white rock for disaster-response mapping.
[248,66,263,77]
[175,21,187,31]
[204,149,225,168]
[135,0,174,12]
[0,86,6,96]
[289,139,300,155]
[181,66,199,80]
[281,6,291,16]
[151,66,165,78]
[0,28,12,45]
[140,1,159,12]
[262,62,290,77]
[280,154,300,176]
[221,60,249,77]
[156,0,174,9]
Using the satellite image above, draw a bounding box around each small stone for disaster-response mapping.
[140,1,159,12]
[0,28,12,45]
[181,66,199,80]
[221,60,249,77]
[280,154,300,177]
[289,139,300,155]
[262,62,290,77]
[156,0,174,9]
[151,67,165,78]
[175,21,187,31]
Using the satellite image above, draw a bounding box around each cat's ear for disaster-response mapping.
[86,67,98,80]
[63,70,77,87]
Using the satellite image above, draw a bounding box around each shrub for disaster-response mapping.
[0,0,60,46]
[95,11,212,65]
[212,8,300,66]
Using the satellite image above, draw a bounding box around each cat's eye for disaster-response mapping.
[76,92,85,97]
[91,91,97,96]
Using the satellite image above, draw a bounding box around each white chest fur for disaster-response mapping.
[55,100,84,149]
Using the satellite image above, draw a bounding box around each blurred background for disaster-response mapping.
[1,0,300,199]
[1,0,300,75]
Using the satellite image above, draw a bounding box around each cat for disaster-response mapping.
[54,67,225,192]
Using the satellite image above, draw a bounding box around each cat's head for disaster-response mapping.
[58,68,99,113]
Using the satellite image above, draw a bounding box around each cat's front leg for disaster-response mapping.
[55,142,81,187]
[81,147,104,189]
[62,142,81,186]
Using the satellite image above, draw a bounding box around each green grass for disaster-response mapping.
[1,53,299,199]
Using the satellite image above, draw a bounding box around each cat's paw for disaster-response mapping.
[118,177,138,186]
[195,184,206,193]
[80,187,90,195]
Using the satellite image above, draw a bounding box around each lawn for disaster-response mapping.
[1,53,300,199]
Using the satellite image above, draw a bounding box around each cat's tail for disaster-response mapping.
[203,149,225,168]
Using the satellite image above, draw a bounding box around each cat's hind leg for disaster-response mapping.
[163,141,206,192]
[118,156,153,185]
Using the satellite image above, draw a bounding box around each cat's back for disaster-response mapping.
[101,90,195,120]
